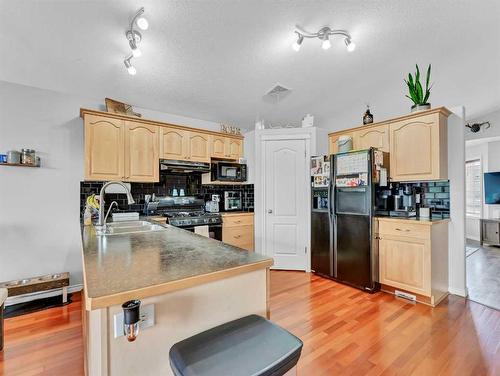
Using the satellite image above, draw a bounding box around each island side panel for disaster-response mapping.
[97,268,268,376]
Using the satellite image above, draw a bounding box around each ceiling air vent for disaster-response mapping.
[263,83,292,104]
[265,83,292,97]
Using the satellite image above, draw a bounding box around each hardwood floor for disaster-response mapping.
[1,272,499,375]
[0,294,84,376]
[270,271,500,375]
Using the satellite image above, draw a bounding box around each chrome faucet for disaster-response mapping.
[97,181,135,228]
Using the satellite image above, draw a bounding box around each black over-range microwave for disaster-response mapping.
[211,161,247,182]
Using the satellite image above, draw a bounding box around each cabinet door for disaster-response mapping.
[328,132,354,154]
[160,127,187,160]
[84,114,124,181]
[352,124,389,152]
[187,132,210,162]
[124,121,159,182]
[223,225,254,251]
[210,135,227,158]
[483,221,500,244]
[390,113,445,181]
[226,138,243,160]
[379,235,431,296]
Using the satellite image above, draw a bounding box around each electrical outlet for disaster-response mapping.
[113,303,155,339]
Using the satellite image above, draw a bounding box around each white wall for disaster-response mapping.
[0,80,220,287]
[447,107,466,297]
[465,108,500,141]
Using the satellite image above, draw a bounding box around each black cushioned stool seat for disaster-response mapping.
[169,314,303,376]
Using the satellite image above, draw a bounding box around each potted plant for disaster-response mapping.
[404,64,432,112]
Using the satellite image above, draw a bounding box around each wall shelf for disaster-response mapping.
[0,163,39,168]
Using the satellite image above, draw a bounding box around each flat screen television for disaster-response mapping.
[484,172,500,204]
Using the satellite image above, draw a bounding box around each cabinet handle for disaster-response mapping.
[234,235,242,239]
[234,220,242,224]
[395,228,410,232]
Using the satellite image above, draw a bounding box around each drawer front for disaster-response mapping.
[378,221,430,239]
[223,225,254,251]
[222,214,254,228]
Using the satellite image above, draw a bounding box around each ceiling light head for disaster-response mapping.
[345,38,356,52]
[124,58,137,75]
[133,8,149,30]
[321,35,331,50]
[292,33,304,52]
[136,16,149,30]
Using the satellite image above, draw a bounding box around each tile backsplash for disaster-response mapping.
[396,180,450,218]
[80,174,254,218]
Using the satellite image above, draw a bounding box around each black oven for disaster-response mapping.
[211,162,247,182]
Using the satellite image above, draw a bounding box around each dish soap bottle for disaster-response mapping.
[363,105,374,125]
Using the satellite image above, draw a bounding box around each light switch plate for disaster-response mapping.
[113,303,155,339]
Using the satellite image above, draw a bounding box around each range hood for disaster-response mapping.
[160,159,211,173]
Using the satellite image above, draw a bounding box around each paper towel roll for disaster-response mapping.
[194,225,209,238]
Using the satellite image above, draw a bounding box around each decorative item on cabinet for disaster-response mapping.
[404,64,432,113]
[220,123,241,135]
[363,105,374,125]
[105,98,141,117]
[301,114,314,128]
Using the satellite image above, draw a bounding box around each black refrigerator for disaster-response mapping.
[311,148,385,292]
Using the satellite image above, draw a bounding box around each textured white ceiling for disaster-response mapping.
[1,0,499,130]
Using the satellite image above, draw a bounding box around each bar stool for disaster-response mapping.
[0,288,7,351]
[169,315,303,376]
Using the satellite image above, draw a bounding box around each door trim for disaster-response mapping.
[255,131,312,272]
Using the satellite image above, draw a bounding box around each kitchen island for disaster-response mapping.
[81,222,273,376]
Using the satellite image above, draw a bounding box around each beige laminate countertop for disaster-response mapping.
[81,222,272,310]
[375,216,450,225]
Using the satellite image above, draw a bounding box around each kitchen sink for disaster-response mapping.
[96,220,167,236]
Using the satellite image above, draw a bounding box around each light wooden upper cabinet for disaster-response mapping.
[227,138,243,160]
[352,124,389,152]
[187,132,210,162]
[124,121,159,182]
[210,135,227,158]
[84,114,125,181]
[389,112,447,181]
[160,127,188,160]
[210,135,243,160]
[328,132,354,154]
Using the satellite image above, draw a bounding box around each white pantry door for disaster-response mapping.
[264,139,308,270]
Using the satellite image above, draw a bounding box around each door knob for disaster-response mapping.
[267,209,273,214]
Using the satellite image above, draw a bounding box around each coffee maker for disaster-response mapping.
[390,184,417,217]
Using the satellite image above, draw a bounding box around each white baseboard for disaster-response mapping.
[5,284,83,306]
[448,286,468,298]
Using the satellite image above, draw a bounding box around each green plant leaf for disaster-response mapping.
[405,79,417,103]
[416,81,424,103]
[425,64,431,94]
[415,64,420,89]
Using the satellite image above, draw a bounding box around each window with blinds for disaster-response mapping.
[466,159,482,217]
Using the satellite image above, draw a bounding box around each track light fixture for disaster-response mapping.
[124,56,136,75]
[292,26,356,52]
[123,7,148,75]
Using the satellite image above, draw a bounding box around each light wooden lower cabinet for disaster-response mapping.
[222,213,254,251]
[377,218,449,307]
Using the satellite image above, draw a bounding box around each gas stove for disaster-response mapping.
[163,211,222,227]
[144,196,222,228]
